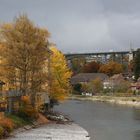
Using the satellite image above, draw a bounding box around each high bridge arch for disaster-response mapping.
[65,50,137,64]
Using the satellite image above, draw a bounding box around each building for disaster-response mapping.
[131,78,140,93]
[71,73,109,85]
[103,74,125,89]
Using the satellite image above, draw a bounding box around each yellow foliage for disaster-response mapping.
[0,118,14,132]
[49,46,72,101]
[21,95,30,104]
[0,15,50,94]
[90,78,103,94]
[23,105,38,119]
[99,61,123,76]
[20,95,38,119]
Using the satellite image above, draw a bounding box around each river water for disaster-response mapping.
[54,100,140,140]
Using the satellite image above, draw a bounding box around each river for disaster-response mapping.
[54,100,140,140]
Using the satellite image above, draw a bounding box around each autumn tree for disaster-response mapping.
[49,46,72,102]
[134,49,140,80]
[114,80,131,93]
[81,78,103,95]
[71,57,86,74]
[82,61,101,73]
[99,61,123,76]
[81,83,90,93]
[0,15,50,107]
[89,78,103,94]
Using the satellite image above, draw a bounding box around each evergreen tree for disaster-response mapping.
[134,49,140,80]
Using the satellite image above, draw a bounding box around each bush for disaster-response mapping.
[0,126,4,138]
[0,118,14,132]
[115,92,134,97]
[19,95,39,121]
[6,114,29,128]
[21,96,30,104]
[18,105,38,121]
[114,80,131,93]
[102,88,111,94]
[24,106,38,119]
[72,90,81,95]
[73,83,82,93]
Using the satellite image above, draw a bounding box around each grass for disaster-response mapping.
[5,114,32,128]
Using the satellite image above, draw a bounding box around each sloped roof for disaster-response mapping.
[131,82,140,89]
[137,77,140,82]
[110,74,124,81]
[71,73,108,85]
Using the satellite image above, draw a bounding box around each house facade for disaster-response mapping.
[131,78,140,93]
[103,74,125,89]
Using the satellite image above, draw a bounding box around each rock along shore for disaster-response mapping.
[7,122,90,140]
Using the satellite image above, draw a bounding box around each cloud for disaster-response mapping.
[0,0,140,53]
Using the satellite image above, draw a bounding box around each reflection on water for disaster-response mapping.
[133,109,140,140]
[133,109,140,120]
[54,100,140,140]
[134,130,140,140]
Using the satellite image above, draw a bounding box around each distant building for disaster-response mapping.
[131,83,140,92]
[71,73,109,85]
[131,78,140,93]
[103,74,125,89]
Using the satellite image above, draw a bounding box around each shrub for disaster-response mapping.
[72,90,81,95]
[19,95,39,121]
[21,96,30,104]
[0,118,14,132]
[6,114,28,128]
[18,105,38,121]
[115,92,134,97]
[114,80,131,93]
[73,83,82,93]
[0,126,4,138]
[24,105,38,119]
[102,88,111,94]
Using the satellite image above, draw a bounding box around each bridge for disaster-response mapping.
[65,50,137,64]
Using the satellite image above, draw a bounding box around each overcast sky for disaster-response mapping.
[0,0,140,53]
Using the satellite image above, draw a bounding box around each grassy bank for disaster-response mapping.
[6,114,32,127]
[70,95,140,107]
[0,113,49,139]
[0,114,28,138]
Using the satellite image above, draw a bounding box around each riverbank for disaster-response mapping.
[70,95,140,107]
[8,122,90,140]
[0,113,49,139]
[4,112,90,140]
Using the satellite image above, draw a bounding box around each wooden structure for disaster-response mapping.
[6,90,23,113]
[0,90,50,113]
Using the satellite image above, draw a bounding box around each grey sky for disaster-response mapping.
[0,0,140,53]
